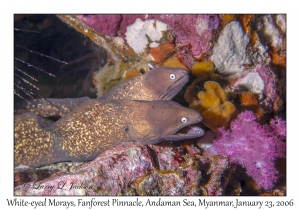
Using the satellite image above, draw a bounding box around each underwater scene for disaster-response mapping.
[14,14,286,196]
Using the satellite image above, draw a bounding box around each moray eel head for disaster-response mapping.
[132,100,204,144]
[143,67,189,100]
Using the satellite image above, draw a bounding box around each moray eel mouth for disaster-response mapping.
[164,123,205,141]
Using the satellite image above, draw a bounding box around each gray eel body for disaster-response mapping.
[14,67,205,168]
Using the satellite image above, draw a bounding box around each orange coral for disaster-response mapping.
[241,15,252,35]
[189,81,236,131]
[124,68,141,80]
[239,93,265,120]
[220,14,235,28]
[162,56,188,70]
[240,93,258,108]
[191,61,215,78]
[150,42,174,63]
[271,51,286,67]
[184,61,221,108]
[197,81,227,111]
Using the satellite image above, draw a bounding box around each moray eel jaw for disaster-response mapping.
[139,100,204,144]
[163,126,205,141]
[159,102,204,141]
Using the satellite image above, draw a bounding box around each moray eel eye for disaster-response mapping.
[170,73,176,80]
[181,117,188,123]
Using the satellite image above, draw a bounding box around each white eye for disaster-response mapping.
[170,73,176,80]
[181,117,188,123]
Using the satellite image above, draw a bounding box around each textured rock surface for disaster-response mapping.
[77,15,122,37]
[14,142,231,196]
[211,21,250,75]
[148,14,219,59]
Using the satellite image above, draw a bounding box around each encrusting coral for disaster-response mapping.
[184,61,222,109]
[199,81,235,131]
[187,80,236,132]
[162,56,188,70]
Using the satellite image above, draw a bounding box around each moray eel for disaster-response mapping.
[14,67,189,118]
[14,100,204,168]
[14,97,90,118]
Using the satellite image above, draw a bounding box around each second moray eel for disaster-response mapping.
[14,100,204,168]
[14,67,189,118]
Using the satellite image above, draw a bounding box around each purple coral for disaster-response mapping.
[205,111,286,190]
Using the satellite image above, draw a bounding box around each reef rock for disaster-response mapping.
[211,21,250,75]
[77,15,122,36]
[148,14,219,59]
[14,140,236,196]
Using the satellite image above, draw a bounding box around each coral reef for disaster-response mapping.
[14,14,286,195]
[205,111,286,190]
[59,14,220,68]
[198,82,235,131]
[148,14,219,59]
[14,142,230,195]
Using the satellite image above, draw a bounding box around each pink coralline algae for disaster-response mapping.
[74,14,219,67]
[14,142,204,195]
[118,14,146,37]
[205,111,286,190]
[256,65,282,113]
[148,14,220,58]
[14,142,154,195]
[77,15,122,36]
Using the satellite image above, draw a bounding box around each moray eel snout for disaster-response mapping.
[140,100,204,143]
[102,66,189,101]
[143,67,189,100]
